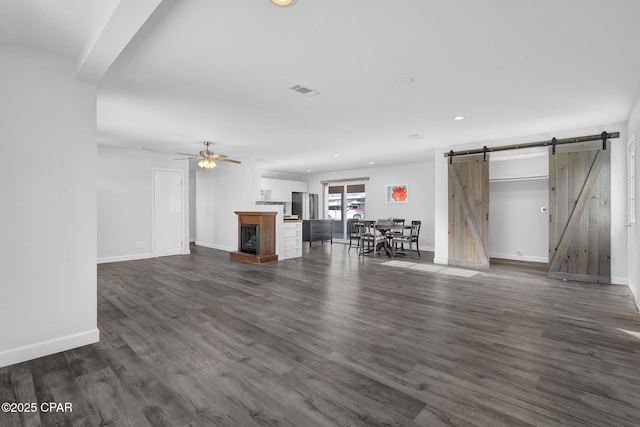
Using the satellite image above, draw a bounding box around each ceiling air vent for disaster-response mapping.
[289,84,320,97]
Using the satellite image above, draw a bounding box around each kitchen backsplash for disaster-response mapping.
[255,201,291,215]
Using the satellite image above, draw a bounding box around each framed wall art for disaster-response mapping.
[386,185,408,203]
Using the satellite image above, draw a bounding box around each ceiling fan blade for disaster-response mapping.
[142,147,178,155]
[218,158,242,164]
[177,152,195,156]
[210,154,228,160]
[173,157,199,160]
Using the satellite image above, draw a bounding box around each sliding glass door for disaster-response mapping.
[326,183,366,240]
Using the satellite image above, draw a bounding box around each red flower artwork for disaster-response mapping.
[391,186,407,202]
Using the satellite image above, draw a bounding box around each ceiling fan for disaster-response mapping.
[175,141,242,170]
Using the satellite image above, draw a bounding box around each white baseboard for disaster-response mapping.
[435,254,547,266]
[611,276,631,286]
[490,252,548,263]
[0,329,99,369]
[98,249,192,263]
[628,283,639,313]
[629,281,637,297]
[97,253,154,264]
[195,241,235,252]
[194,240,215,249]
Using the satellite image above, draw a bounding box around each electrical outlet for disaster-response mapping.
[135,241,143,249]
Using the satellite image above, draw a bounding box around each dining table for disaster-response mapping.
[373,222,411,257]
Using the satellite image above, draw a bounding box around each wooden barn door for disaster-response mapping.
[448,154,490,269]
[548,143,611,283]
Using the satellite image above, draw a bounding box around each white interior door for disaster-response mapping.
[628,139,637,288]
[153,169,184,257]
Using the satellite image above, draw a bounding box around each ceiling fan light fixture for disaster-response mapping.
[271,0,296,6]
[198,158,217,169]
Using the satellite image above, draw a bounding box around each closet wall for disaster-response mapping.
[489,149,549,263]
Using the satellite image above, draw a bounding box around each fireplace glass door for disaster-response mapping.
[240,224,260,254]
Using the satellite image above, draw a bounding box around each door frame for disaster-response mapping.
[628,137,636,288]
[152,168,186,257]
[324,181,367,242]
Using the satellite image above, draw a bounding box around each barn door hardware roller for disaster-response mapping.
[443,131,619,160]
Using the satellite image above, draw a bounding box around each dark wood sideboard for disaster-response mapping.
[302,220,333,247]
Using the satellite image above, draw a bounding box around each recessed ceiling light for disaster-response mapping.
[333,154,340,158]
[368,161,375,165]
[408,134,424,140]
[271,0,296,6]
[306,169,311,173]
[453,115,465,121]
[398,77,414,85]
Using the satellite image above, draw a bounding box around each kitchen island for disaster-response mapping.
[302,219,333,247]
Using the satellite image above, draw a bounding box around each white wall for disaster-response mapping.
[489,179,549,262]
[0,47,98,367]
[434,123,629,286]
[306,162,435,250]
[97,145,190,262]
[627,97,640,309]
[195,158,262,251]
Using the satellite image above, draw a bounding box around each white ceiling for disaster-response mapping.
[4,0,640,174]
[0,0,118,60]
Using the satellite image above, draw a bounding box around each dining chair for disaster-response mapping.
[347,219,362,252]
[359,221,387,257]
[391,220,421,257]
[389,218,406,244]
[391,218,405,229]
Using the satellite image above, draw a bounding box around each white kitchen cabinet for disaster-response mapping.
[260,178,285,201]
[260,178,307,202]
[291,181,307,193]
[275,180,292,201]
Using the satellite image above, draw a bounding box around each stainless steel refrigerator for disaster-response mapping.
[292,192,318,220]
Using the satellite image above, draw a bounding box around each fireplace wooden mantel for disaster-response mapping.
[230,211,278,263]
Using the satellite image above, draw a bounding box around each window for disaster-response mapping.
[346,184,366,220]
[327,186,344,220]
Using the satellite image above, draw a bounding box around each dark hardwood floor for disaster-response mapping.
[2,244,640,426]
